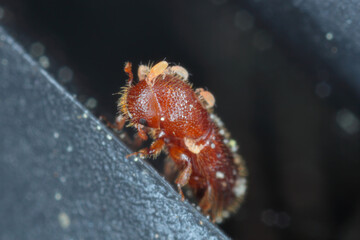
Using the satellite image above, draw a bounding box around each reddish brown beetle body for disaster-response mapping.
[118,61,247,222]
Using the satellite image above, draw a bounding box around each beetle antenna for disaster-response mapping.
[124,62,134,86]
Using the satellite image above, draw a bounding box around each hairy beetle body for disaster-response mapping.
[118,61,247,222]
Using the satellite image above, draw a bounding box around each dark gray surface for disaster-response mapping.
[248,0,360,97]
[0,27,228,240]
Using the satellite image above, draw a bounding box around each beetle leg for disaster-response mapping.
[147,138,165,156]
[136,125,148,141]
[126,138,165,159]
[176,163,192,201]
[168,146,193,201]
[198,185,213,217]
[163,156,178,182]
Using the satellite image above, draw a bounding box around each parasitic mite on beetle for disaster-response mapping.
[116,60,247,223]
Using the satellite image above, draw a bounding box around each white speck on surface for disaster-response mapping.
[106,134,112,140]
[54,192,62,201]
[60,176,66,183]
[30,42,45,57]
[39,56,50,68]
[66,145,73,152]
[222,210,230,218]
[211,143,215,149]
[158,131,165,138]
[96,125,102,131]
[53,132,59,139]
[216,171,225,179]
[325,32,334,41]
[213,116,224,127]
[85,97,98,109]
[134,157,138,162]
[82,113,88,119]
[160,117,165,121]
[58,212,71,229]
[336,109,359,135]
[215,216,223,224]
[154,233,159,239]
[219,129,225,135]
[233,178,247,197]
[234,154,242,165]
[58,66,73,83]
[229,139,238,152]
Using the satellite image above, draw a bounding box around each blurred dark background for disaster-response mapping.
[0,0,359,239]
